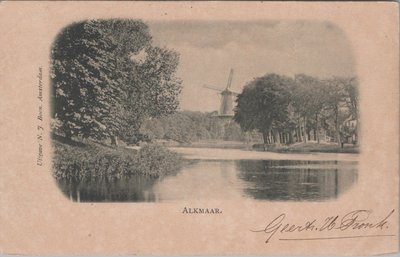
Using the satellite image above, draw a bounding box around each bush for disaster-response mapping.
[52,138,182,181]
[134,143,182,177]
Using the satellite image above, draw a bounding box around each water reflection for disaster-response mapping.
[235,160,357,201]
[57,175,159,202]
[57,159,357,202]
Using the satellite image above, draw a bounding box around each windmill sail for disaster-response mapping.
[226,69,234,89]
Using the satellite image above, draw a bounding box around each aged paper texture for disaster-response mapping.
[0,1,398,256]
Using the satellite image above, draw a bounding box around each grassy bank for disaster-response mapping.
[52,135,182,181]
[253,142,359,154]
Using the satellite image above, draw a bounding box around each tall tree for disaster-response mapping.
[120,46,182,141]
[341,77,359,144]
[234,74,293,145]
[51,19,182,145]
[51,20,122,140]
[343,77,359,121]
[292,74,326,143]
[323,77,349,144]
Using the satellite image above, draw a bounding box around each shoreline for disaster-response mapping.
[168,146,359,162]
[165,140,359,154]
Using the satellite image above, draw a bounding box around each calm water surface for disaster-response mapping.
[57,158,357,202]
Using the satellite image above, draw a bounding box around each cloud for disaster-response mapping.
[149,20,280,49]
[147,20,356,111]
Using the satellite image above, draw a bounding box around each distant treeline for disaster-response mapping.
[142,73,359,147]
[140,111,261,144]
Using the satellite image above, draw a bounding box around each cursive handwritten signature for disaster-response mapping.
[250,209,395,243]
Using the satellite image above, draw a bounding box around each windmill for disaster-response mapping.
[203,69,240,118]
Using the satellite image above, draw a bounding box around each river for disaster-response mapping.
[57,147,358,202]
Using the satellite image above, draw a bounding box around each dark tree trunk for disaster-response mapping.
[274,130,281,145]
[334,106,340,145]
[303,117,308,143]
[289,131,294,144]
[297,123,302,142]
[270,130,274,144]
[111,135,119,147]
[313,128,317,141]
[262,131,269,144]
[262,131,268,151]
[315,113,320,144]
[297,127,302,142]
[64,130,72,141]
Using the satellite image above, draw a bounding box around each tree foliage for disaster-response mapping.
[51,19,181,143]
[234,74,293,143]
[234,73,359,145]
[140,111,257,144]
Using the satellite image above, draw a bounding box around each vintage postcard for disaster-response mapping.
[0,1,398,256]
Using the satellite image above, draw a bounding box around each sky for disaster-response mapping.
[148,20,356,112]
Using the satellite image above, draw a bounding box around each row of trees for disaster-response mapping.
[234,73,359,146]
[51,19,182,145]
